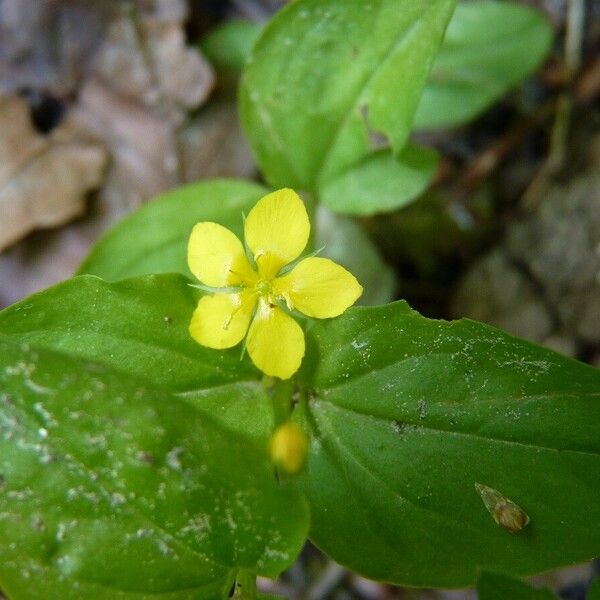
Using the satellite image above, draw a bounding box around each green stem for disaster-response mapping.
[232,570,257,600]
[268,377,294,427]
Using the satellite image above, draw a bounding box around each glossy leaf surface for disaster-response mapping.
[0,274,258,394]
[415,1,553,129]
[588,577,600,600]
[477,572,557,600]
[0,274,276,443]
[320,146,438,215]
[295,302,600,586]
[240,0,455,191]
[0,336,308,599]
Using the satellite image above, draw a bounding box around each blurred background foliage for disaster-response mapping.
[0,0,598,598]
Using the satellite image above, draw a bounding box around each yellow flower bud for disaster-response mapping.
[269,423,309,474]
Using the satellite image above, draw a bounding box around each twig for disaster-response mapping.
[522,0,586,210]
[575,57,600,103]
[460,101,555,190]
[565,0,585,74]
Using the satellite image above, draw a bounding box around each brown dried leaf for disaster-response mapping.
[0,95,107,251]
[0,0,114,95]
[69,0,216,220]
[92,1,214,124]
[146,21,214,112]
[180,97,256,182]
[68,78,180,210]
[0,0,229,306]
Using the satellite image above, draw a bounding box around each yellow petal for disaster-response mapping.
[246,301,305,379]
[273,257,363,318]
[189,291,256,349]
[269,423,309,474]
[188,222,256,287]
[244,189,310,279]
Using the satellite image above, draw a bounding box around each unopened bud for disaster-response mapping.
[269,423,308,474]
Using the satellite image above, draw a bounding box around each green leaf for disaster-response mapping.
[201,20,263,74]
[294,301,600,587]
[320,145,438,215]
[78,179,269,282]
[315,206,395,306]
[0,274,255,393]
[0,336,308,599]
[589,577,600,600]
[477,572,558,600]
[239,0,456,192]
[415,1,553,129]
[0,275,272,441]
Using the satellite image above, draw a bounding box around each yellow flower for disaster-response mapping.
[187,188,363,379]
[269,422,309,474]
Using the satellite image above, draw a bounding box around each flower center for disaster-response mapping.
[254,278,294,312]
[255,279,273,298]
[254,278,290,310]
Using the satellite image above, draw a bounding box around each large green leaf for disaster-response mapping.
[78,180,268,282]
[477,573,557,600]
[0,336,308,599]
[0,275,273,441]
[320,145,438,215]
[414,1,553,129]
[0,274,257,393]
[294,301,600,586]
[589,577,600,600]
[239,0,455,192]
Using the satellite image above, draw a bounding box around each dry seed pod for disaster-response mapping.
[475,483,530,533]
